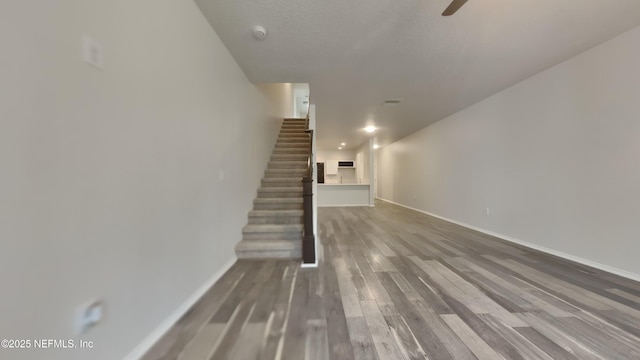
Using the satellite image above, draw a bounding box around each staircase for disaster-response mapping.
[235,118,309,259]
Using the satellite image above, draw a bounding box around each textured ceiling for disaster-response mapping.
[195,0,640,150]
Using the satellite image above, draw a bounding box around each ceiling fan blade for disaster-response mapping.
[442,0,469,16]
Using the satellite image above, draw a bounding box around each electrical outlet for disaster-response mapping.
[219,170,225,181]
[485,207,490,216]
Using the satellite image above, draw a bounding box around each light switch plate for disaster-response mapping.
[82,35,103,70]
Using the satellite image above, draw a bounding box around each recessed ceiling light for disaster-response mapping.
[340,142,346,146]
[338,147,343,150]
[373,144,380,149]
[365,126,376,133]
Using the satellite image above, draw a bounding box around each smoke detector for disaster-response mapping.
[252,26,267,41]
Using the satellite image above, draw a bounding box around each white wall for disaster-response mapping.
[0,1,289,359]
[293,83,310,118]
[356,141,371,184]
[317,150,356,162]
[256,83,295,126]
[378,25,640,278]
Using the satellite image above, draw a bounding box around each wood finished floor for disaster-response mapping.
[143,200,640,360]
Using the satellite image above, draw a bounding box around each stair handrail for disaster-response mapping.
[302,102,315,264]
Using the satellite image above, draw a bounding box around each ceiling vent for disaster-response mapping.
[382,99,402,107]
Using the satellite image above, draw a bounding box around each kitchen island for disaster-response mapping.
[317,183,371,207]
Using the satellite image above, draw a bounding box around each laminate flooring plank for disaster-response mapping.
[334,258,364,317]
[452,257,574,317]
[597,271,640,293]
[607,288,640,304]
[516,313,604,360]
[410,233,444,257]
[383,315,428,360]
[343,252,375,301]
[393,234,432,259]
[534,312,640,360]
[442,257,529,313]
[323,233,343,259]
[360,300,406,360]
[406,298,476,360]
[514,327,580,360]
[331,219,345,235]
[594,308,640,338]
[370,235,399,258]
[209,262,277,360]
[178,263,268,360]
[143,261,250,359]
[353,253,398,316]
[424,240,460,258]
[358,234,398,273]
[516,254,640,311]
[383,262,474,359]
[443,297,525,360]
[441,239,476,256]
[280,268,311,359]
[207,261,271,324]
[305,319,330,360]
[433,240,467,257]
[440,314,504,360]
[483,255,614,311]
[521,251,640,295]
[377,272,458,360]
[178,322,231,360]
[388,256,453,314]
[382,234,414,256]
[478,314,554,360]
[420,259,528,327]
[508,276,582,314]
[388,271,422,301]
[227,262,291,360]
[497,257,640,320]
[260,264,298,360]
[322,260,356,360]
[346,317,379,360]
[571,310,640,352]
[250,262,291,323]
[227,321,266,360]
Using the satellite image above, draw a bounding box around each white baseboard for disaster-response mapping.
[376,197,640,283]
[124,257,237,359]
[300,262,318,268]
